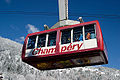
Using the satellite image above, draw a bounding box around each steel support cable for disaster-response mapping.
[0,11,120,19]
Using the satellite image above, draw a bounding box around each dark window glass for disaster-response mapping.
[73,27,83,42]
[47,32,57,46]
[27,36,36,49]
[85,24,96,40]
[37,34,46,48]
[61,29,71,44]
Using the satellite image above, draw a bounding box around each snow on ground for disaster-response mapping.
[0,37,120,80]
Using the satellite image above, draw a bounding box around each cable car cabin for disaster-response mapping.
[22,20,108,70]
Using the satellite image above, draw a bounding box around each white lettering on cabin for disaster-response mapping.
[32,43,83,56]
[61,43,83,52]
[32,48,56,55]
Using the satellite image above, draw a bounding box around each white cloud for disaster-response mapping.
[26,24,40,33]
[5,0,11,4]
[15,36,25,43]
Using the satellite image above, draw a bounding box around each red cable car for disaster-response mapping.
[22,20,108,70]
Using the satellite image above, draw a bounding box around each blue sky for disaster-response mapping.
[0,0,120,69]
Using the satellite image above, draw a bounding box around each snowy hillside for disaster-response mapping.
[0,37,120,80]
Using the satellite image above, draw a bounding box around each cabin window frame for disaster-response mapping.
[84,24,96,40]
[26,35,37,49]
[60,29,72,45]
[94,24,97,38]
[26,23,97,50]
[72,26,83,42]
[37,33,47,48]
[60,26,84,45]
[47,31,57,47]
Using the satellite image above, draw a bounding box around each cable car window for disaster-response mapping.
[27,36,36,49]
[47,32,57,46]
[37,34,46,48]
[85,24,96,40]
[73,27,83,42]
[61,29,71,44]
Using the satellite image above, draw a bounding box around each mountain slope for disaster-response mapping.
[0,37,120,80]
